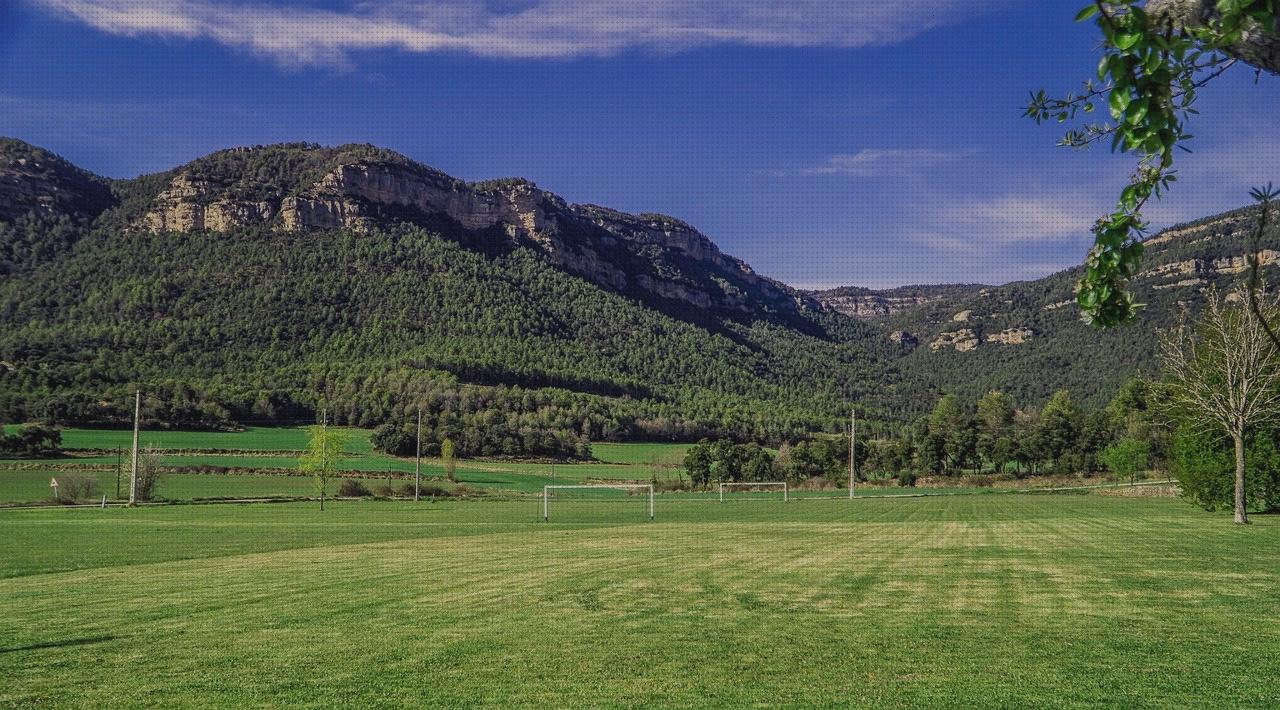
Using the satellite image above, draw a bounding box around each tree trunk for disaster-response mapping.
[1147,0,1280,75]
[1233,433,1249,525]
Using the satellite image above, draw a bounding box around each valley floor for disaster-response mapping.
[2,496,1277,708]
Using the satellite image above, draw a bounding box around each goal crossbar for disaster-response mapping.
[718,481,788,503]
[543,484,654,521]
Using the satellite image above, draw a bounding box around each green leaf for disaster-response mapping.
[1075,4,1100,21]
[1126,97,1149,125]
[1114,31,1142,50]
[1109,90,1131,119]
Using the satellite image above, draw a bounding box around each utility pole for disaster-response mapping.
[848,409,857,500]
[128,390,140,507]
[414,408,422,502]
[115,446,122,499]
[320,408,327,511]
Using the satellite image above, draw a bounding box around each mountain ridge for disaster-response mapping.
[1,137,1276,438]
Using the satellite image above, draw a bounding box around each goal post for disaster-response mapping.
[543,484,655,522]
[718,481,788,503]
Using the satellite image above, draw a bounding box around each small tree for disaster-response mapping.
[133,447,164,502]
[1100,437,1150,485]
[440,437,457,483]
[301,425,349,511]
[977,390,1016,473]
[1160,289,1280,523]
[1038,390,1082,474]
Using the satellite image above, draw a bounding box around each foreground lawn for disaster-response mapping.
[1,496,1277,707]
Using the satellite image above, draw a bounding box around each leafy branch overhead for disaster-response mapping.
[1026,0,1279,327]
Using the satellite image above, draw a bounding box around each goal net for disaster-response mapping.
[543,484,655,522]
[718,481,788,503]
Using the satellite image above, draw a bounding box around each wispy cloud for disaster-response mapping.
[908,193,1105,255]
[790,148,968,177]
[29,0,1000,67]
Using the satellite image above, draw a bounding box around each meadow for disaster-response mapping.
[1,495,1277,707]
[0,428,694,502]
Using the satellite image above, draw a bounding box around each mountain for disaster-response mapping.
[0,138,1275,443]
[0,138,114,223]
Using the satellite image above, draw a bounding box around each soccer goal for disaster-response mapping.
[543,484,654,521]
[718,481,788,503]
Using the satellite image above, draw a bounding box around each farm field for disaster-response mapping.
[0,428,693,501]
[1,495,1276,707]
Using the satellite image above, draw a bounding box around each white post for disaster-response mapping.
[649,485,654,521]
[719,482,724,503]
[543,486,549,522]
[414,409,422,502]
[849,409,857,500]
[128,390,140,507]
[784,481,789,503]
[320,408,327,511]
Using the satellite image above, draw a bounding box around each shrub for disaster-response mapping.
[337,479,372,497]
[374,484,397,497]
[0,423,63,458]
[52,474,99,503]
[1172,426,1280,513]
[896,469,917,488]
[133,448,164,502]
[370,424,415,456]
[1100,437,1150,484]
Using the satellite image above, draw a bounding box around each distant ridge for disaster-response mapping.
[1,138,1276,435]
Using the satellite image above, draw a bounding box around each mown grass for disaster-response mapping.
[1,496,1277,707]
[0,469,450,504]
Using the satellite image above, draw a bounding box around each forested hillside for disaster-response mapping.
[1,139,1275,446]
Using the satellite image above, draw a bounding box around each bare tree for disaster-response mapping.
[1159,288,1280,523]
[134,447,165,503]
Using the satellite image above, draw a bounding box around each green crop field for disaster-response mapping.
[7,425,376,454]
[591,441,692,465]
[0,429,697,502]
[1,495,1277,707]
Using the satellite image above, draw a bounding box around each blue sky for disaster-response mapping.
[1,1,1276,288]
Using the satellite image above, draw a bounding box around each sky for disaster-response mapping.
[1,0,1276,289]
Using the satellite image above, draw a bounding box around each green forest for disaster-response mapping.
[3,139,1278,459]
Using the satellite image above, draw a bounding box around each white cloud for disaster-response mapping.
[29,0,1000,67]
[793,148,967,177]
[909,194,1105,254]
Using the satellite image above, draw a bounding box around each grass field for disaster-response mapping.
[2,495,1277,707]
[0,429,691,501]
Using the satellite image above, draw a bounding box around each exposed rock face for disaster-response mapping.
[952,309,972,322]
[144,175,278,232]
[1143,250,1280,281]
[814,292,944,318]
[0,139,115,221]
[130,146,797,314]
[930,329,979,352]
[985,327,1033,345]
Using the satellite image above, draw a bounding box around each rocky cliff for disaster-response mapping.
[123,142,801,315]
[0,138,114,222]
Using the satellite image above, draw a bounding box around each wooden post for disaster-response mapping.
[128,391,140,507]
